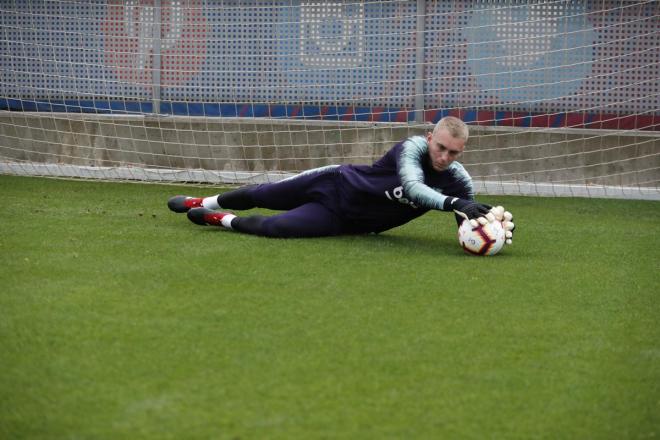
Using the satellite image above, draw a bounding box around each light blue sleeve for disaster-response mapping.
[398,136,449,210]
[449,161,476,201]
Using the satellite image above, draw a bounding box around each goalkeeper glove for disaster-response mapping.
[490,206,516,245]
[445,197,492,221]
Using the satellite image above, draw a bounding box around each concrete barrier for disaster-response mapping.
[1,113,658,190]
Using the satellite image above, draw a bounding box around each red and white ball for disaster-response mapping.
[457,219,506,256]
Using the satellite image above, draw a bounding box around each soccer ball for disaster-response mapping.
[457,219,506,256]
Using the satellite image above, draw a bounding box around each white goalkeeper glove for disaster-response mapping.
[488,205,515,245]
[468,205,516,244]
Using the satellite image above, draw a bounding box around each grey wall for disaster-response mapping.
[1,113,658,189]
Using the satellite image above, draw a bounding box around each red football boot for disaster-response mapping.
[187,207,232,227]
[167,195,203,213]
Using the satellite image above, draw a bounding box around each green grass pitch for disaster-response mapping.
[1,175,658,439]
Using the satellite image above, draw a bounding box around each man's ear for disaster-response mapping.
[426,131,432,141]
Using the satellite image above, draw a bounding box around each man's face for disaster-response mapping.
[426,128,466,172]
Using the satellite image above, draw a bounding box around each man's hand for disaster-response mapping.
[447,198,492,221]
[489,206,515,245]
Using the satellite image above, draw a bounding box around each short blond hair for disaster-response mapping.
[433,116,469,141]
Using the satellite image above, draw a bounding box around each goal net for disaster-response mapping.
[1,0,658,199]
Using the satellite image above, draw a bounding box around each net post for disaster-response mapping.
[415,0,426,124]
[151,0,162,115]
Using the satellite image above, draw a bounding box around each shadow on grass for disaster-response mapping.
[184,222,518,258]
[331,233,461,256]
[320,232,518,259]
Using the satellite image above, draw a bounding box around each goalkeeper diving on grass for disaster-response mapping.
[168,116,515,241]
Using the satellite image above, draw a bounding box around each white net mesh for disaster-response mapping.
[1,0,658,199]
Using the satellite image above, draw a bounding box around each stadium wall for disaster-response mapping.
[2,113,658,195]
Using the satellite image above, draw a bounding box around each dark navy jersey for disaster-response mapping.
[334,135,474,233]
